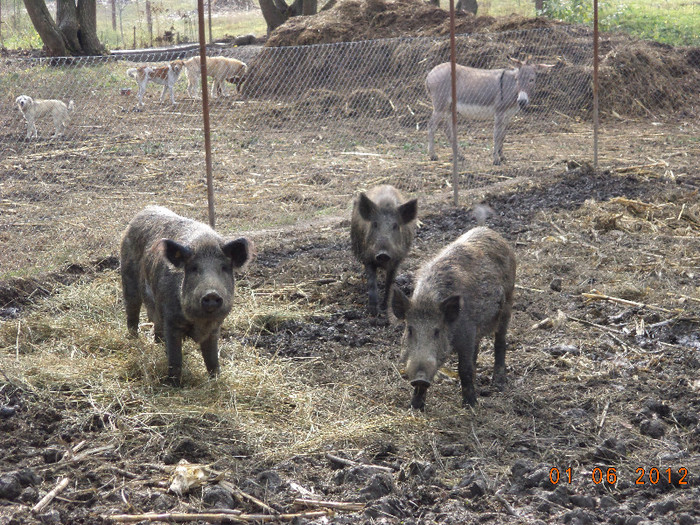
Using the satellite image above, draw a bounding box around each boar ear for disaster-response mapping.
[357,193,377,222]
[398,198,418,225]
[391,285,410,320]
[440,295,461,324]
[162,239,192,268]
[223,237,251,269]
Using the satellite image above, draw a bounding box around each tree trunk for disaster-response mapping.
[302,0,316,16]
[259,0,317,35]
[77,0,104,54]
[24,0,104,56]
[111,0,116,30]
[145,0,153,46]
[23,0,68,55]
[456,0,477,14]
[535,0,544,11]
[259,0,288,34]
[57,0,81,53]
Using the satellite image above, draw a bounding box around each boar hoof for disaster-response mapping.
[462,394,478,408]
[368,303,378,317]
[167,367,182,387]
[492,372,507,391]
[429,153,438,161]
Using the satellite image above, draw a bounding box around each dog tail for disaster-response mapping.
[68,100,75,112]
[126,68,138,78]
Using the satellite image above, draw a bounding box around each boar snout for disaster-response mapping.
[201,291,224,313]
[375,251,391,266]
[411,381,429,411]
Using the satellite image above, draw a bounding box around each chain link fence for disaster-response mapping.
[1,25,699,279]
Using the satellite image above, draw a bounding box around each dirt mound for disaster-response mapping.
[265,0,561,47]
[600,39,700,116]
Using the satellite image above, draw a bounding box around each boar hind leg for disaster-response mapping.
[492,308,512,391]
[453,324,478,407]
[366,264,379,316]
[200,330,221,378]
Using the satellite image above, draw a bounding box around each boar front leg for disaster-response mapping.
[452,323,478,407]
[366,264,379,316]
[381,264,397,313]
[164,323,184,386]
[121,263,142,338]
[200,330,221,378]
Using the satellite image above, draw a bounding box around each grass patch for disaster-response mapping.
[1,265,424,462]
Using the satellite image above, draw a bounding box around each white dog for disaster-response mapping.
[183,56,247,99]
[15,95,74,139]
[126,59,185,107]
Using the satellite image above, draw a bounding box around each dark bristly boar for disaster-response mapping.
[391,226,516,410]
[120,206,251,386]
[351,185,418,316]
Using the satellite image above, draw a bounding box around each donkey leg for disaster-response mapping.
[493,114,509,165]
[444,114,465,161]
[427,110,443,161]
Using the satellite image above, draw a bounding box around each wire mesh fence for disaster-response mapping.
[1,26,699,279]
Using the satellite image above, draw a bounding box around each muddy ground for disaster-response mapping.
[1,163,699,524]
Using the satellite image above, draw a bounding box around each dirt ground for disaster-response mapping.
[1,161,699,524]
[1,3,700,524]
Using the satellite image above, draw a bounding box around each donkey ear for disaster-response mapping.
[162,239,192,268]
[357,192,377,222]
[535,63,556,71]
[398,198,418,225]
[509,56,524,66]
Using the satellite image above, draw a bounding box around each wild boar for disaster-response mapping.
[391,226,516,410]
[120,206,251,386]
[350,185,418,316]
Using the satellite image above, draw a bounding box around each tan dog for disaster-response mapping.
[183,56,247,99]
[16,95,74,139]
[126,60,185,107]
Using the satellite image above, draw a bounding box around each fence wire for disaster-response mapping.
[0,27,698,279]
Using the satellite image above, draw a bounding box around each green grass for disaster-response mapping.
[611,1,699,46]
[97,0,267,50]
[529,0,699,47]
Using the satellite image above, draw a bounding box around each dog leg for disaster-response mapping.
[26,118,37,139]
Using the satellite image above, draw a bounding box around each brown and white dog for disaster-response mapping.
[126,60,185,107]
[182,56,247,99]
[16,95,74,139]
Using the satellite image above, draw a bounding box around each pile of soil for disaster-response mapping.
[265,0,558,46]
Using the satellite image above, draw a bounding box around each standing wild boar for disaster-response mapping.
[120,206,251,386]
[351,185,418,316]
[391,227,516,410]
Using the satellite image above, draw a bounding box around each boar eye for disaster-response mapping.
[371,221,378,229]
[433,328,440,339]
[392,222,399,231]
[407,326,413,338]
